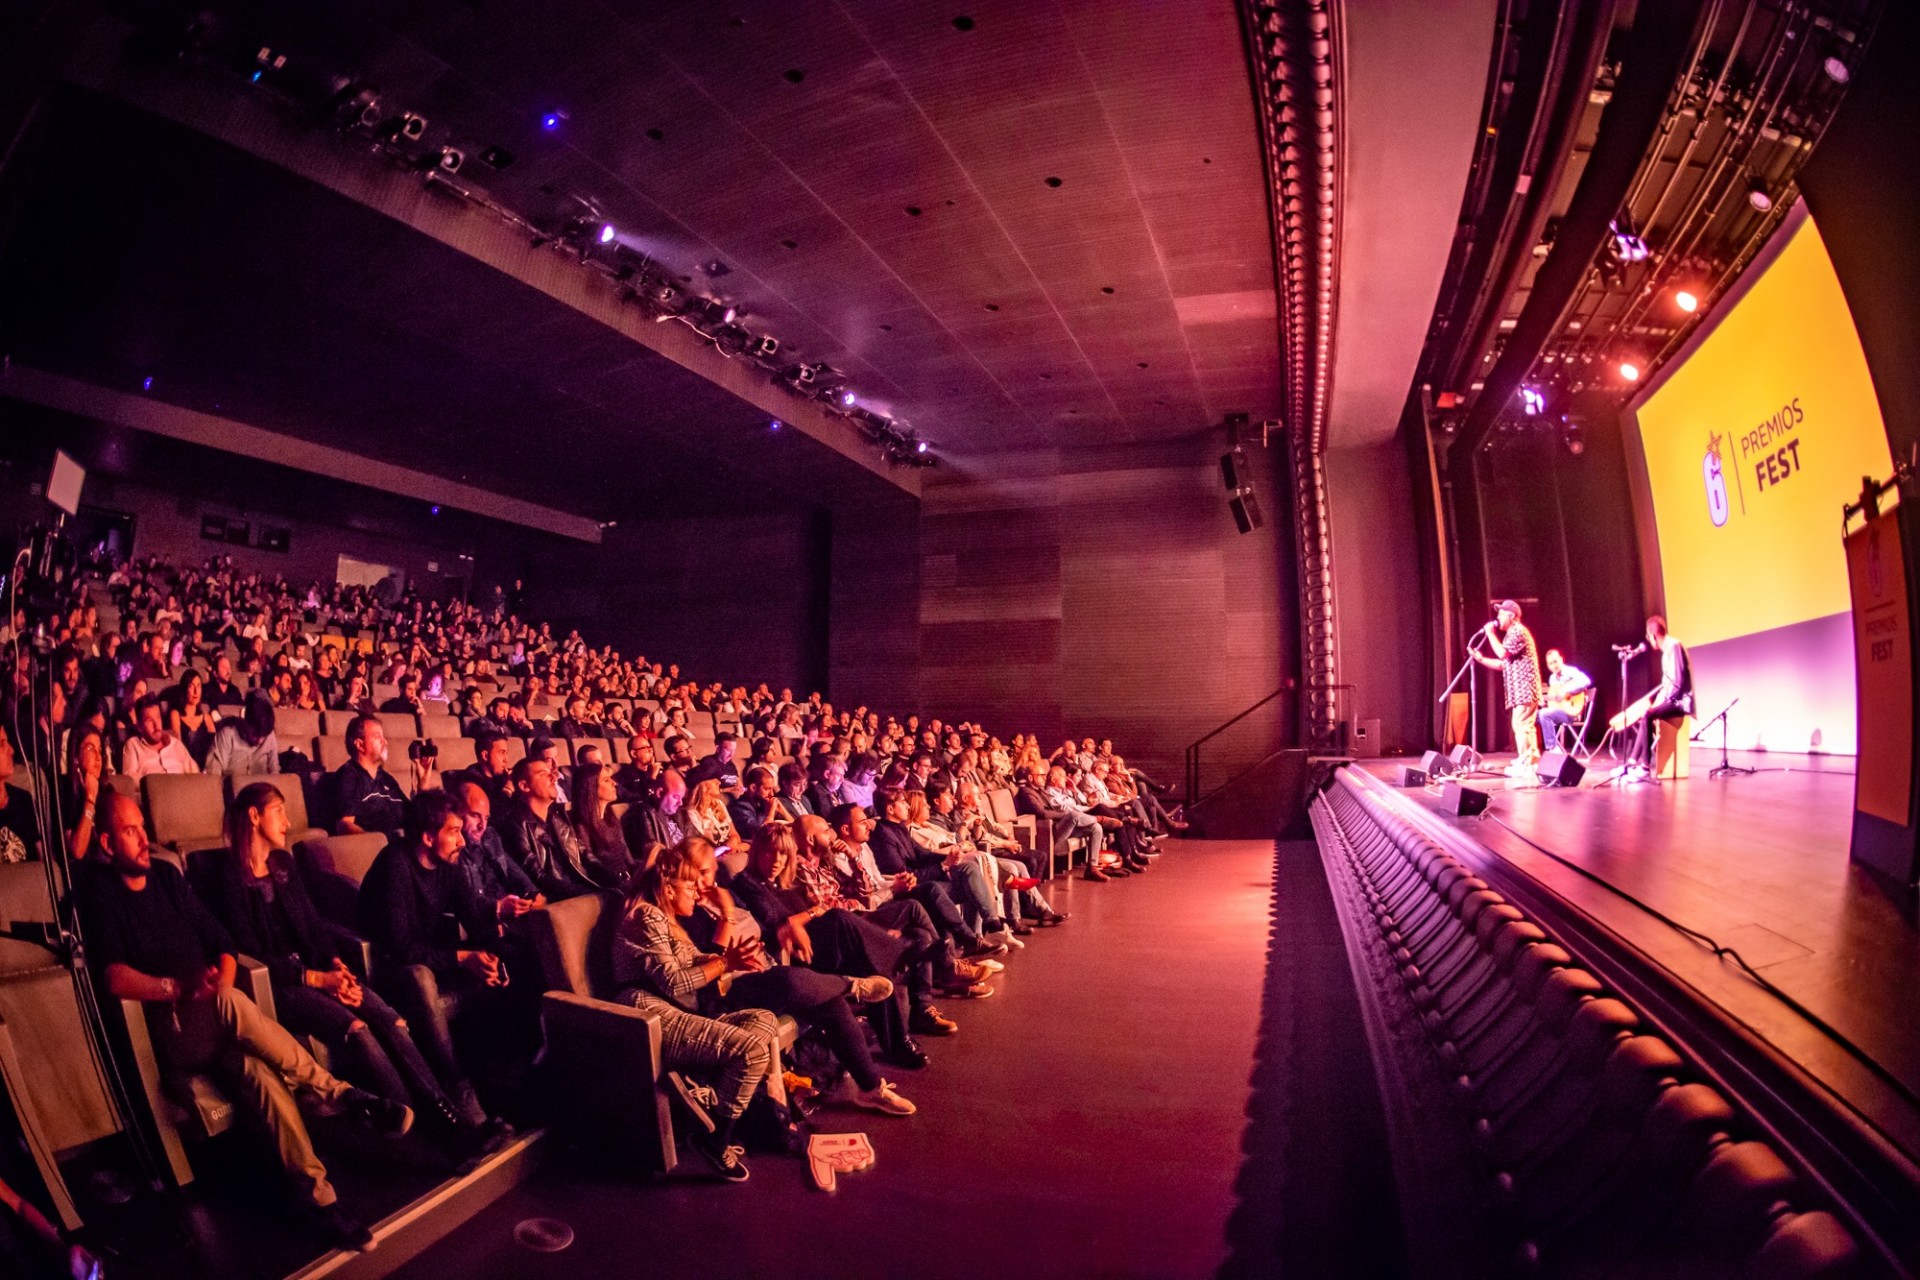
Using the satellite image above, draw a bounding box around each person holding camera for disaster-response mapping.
[323,714,409,838]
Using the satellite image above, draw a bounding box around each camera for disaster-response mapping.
[408,739,439,762]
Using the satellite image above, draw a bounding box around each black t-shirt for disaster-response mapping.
[81,861,233,984]
[326,761,407,836]
[0,785,41,864]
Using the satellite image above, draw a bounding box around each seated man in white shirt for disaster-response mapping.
[121,696,200,780]
[1538,649,1594,752]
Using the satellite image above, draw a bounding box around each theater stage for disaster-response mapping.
[1350,751,1920,1168]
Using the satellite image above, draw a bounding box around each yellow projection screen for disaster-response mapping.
[1626,205,1891,753]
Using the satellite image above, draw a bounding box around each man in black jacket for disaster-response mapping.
[621,767,688,855]
[867,788,1006,957]
[497,758,611,900]
[356,791,515,1144]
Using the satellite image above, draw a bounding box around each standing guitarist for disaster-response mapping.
[1538,650,1593,752]
[1603,615,1694,785]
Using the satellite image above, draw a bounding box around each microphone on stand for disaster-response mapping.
[1611,642,1647,659]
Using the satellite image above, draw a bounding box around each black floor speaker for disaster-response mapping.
[1536,751,1585,787]
[1420,749,1455,777]
[1447,744,1479,772]
[1440,780,1491,816]
[1396,765,1429,787]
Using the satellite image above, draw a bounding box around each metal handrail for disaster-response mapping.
[1185,687,1291,806]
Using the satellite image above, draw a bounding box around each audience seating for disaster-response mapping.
[295,832,389,929]
[143,774,228,856]
[421,712,462,739]
[272,708,322,744]
[433,738,478,775]
[316,735,351,771]
[527,893,797,1175]
[376,712,418,743]
[118,956,276,1190]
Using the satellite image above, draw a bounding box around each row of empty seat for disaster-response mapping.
[1311,768,1861,1279]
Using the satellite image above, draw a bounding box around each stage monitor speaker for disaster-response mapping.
[1396,766,1429,787]
[1537,751,1585,787]
[1420,749,1456,777]
[1448,744,1479,772]
[1440,781,1490,816]
[1229,488,1263,534]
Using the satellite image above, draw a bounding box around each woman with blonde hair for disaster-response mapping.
[614,843,913,1176]
[685,778,742,851]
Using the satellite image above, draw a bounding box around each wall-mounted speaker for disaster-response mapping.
[1221,449,1245,491]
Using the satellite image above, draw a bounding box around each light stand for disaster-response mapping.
[1693,697,1755,779]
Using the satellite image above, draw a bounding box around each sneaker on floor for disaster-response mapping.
[690,1132,751,1184]
[960,938,1009,959]
[942,980,995,999]
[949,958,992,982]
[310,1203,376,1254]
[847,975,895,1004]
[970,956,1005,974]
[849,1079,917,1116]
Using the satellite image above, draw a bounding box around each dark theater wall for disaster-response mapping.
[917,440,1291,782]
[531,510,832,697]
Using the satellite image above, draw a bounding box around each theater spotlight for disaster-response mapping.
[435,146,464,174]
[1518,385,1546,416]
[598,223,617,245]
[841,390,858,407]
[1608,221,1649,264]
[749,335,781,361]
[1673,288,1700,313]
[1747,179,1774,213]
[1618,359,1642,383]
[1823,55,1850,84]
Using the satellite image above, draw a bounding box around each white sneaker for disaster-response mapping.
[850,1079,916,1116]
[972,957,1006,974]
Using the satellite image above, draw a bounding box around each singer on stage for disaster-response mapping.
[1472,599,1541,777]
[1604,615,1694,785]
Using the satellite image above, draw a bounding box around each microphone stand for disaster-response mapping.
[1692,697,1754,779]
[1591,645,1638,764]
[1438,632,1483,754]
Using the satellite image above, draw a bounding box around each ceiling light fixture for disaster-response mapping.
[1673,288,1699,313]
[1747,179,1774,213]
[1618,360,1642,383]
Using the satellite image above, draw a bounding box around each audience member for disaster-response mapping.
[323,714,407,837]
[81,793,399,1252]
[120,696,198,780]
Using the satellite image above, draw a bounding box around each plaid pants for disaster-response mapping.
[624,994,778,1122]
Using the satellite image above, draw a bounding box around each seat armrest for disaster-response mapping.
[233,955,274,1023]
[538,991,675,1173]
[118,995,195,1187]
[315,921,375,979]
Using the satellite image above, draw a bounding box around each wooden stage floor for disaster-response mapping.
[1354,751,1920,1166]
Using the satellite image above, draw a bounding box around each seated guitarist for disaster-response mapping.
[1603,616,1694,785]
[1538,650,1593,750]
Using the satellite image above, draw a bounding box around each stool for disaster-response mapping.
[1654,716,1692,780]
